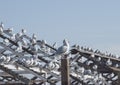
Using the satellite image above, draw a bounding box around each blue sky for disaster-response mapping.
[0,0,120,55]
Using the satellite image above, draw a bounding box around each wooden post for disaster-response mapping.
[117,72,120,85]
[61,55,70,85]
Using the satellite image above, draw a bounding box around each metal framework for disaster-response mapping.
[0,23,120,85]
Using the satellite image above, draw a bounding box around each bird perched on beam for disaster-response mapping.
[70,44,80,54]
[0,22,4,34]
[50,39,70,58]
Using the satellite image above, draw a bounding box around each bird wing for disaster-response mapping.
[57,46,67,55]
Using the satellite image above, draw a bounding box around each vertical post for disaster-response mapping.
[117,72,120,85]
[61,55,70,85]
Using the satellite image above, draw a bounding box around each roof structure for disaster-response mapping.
[0,23,120,85]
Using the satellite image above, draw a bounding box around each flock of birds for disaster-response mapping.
[0,22,119,85]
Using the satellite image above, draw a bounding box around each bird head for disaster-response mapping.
[63,39,69,46]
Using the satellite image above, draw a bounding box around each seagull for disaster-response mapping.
[50,39,70,58]
[32,33,37,40]
[21,29,26,35]
[31,34,37,45]
[0,27,3,34]
[10,34,16,40]
[70,44,79,54]
[71,44,80,50]
[32,38,36,45]
[0,55,5,63]
[57,39,70,55]
[0,22,3,34]
[5,56,11,63]
[22,40,28,46]
[3,38,9,45]
[7,28,13,33]
[16,32,23,38]
[106,59,112,65]
[16,43,22,52]
[0,22,4,28]
[40,40,46,48]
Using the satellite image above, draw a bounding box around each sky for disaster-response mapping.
[0,0,120,55]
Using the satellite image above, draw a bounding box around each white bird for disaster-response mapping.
[56,39,70,55]
[106,59,112,65]
[32,38,36,45]
[32,33,37,39]
[10,34,16,40]
[50,39,70,59]
[16,43,22,52]
[0,55,6,63]
[15,32,22,39]
[22,40,28,46]
[41,40,46,48]
[72,44,80,49]
[5,56,11,63]
[7,28,13,33]
[3,38,9,45]
[21,29,26,34]
[0,22,4,28]
[0,22,3,34]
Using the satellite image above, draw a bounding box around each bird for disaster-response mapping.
[40,40,46,48]
[50,39,70,58]
[3,38,9,45]
[50,42,57,53]
[57,39,69,55]
[0,55,6,63]
[22,40,28,46]
[16,42,22,52]
[21,29,26,35]
[71,44,80,49]
[32,33,37,40]
[70,45,79,54]
[31,34,37,45]
[7,28,13,33]
[0,27,3,34]
[32,39,37,44]
[106,59,112,65]
[5,56,11,63]
[0,22,4,34]
[0,22,4,28]
[15,32,22,39]
[10,34,16,40]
